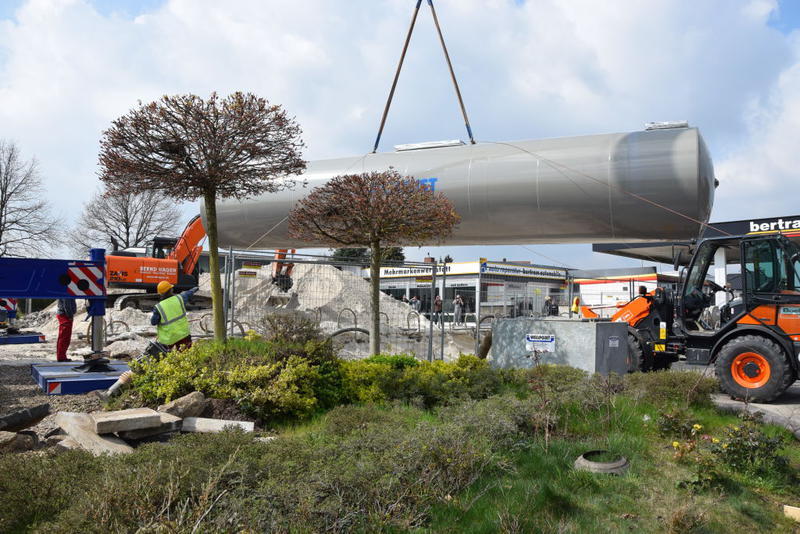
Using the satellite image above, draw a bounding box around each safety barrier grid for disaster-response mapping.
[222,251,442,361]
[220,251,572,361]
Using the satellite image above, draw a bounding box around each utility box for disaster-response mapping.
[489,318,629,375]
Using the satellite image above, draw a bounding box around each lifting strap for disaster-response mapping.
[372,0,476,153]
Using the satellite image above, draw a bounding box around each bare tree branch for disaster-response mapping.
[0,140,62,257]
[66,187,183,257]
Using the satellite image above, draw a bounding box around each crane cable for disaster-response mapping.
[372,0,475,153]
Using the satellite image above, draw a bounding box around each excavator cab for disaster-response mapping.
[146,237,178,260]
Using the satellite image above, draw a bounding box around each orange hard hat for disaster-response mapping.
[157,281,174,295]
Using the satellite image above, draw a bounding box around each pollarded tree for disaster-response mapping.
[67,187,182,257]
[99,92,306,340]
[288,170,460,355]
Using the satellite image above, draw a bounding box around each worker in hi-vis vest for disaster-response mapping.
[571,296,580,315]
[150,281,198,351]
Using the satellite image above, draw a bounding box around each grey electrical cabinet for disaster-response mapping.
[490,318,629,376]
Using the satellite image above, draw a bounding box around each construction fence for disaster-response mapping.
[220,251,574,361]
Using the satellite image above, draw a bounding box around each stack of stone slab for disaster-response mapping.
[53,392,255,456]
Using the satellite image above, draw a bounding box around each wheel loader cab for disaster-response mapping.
[677,235,800,402]
[678,236,800,334]
[677,238,735,331]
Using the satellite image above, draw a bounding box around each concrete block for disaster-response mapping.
[119,413,183,440]
[182,417,254,433]
[91,408,161,434]
[490,318,629,375]
[55,412,134,456]
[158,391,208,418]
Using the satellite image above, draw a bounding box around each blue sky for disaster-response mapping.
[2,0,800,269]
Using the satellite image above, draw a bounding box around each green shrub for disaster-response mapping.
[624,370,718,407]
[259,310,323,344]
[657,408,697,438]
[340,359,399,404]
[363,353,419,369]
[526,364,589,402]
[341,354,504,408]
[2,402,514,533]
[712,412,789,475]
[132,337,343,421]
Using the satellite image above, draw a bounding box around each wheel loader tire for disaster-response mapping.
[627,334,653,373]
[715,335,794,403]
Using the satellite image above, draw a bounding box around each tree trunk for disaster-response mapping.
[369,241,381,356]
[203,190,227,342]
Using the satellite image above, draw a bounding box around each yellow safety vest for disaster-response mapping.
[155,295,190,346]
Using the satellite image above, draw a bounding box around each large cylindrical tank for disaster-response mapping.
[204,126,715,249]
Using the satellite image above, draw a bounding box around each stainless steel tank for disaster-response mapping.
[204,126,715,249]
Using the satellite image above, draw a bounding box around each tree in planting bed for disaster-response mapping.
[288,169,460,355]
[98,92,306,340]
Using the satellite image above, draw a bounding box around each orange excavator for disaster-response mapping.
[105,216,296,310]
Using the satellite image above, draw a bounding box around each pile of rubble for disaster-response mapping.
[0,392,269,456]
[209,263,472,360]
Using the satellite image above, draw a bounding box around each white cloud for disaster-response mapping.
[0,0,798,264]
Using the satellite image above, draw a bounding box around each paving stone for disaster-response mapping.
[54,412,134,456]
[0,430,36,452]
[785,504,800,522]
[182,417,254,433]
[91,408,161,434]
[158,391,208,418]
[119,413,182,440]
[0,403,50,432]
[54,437,81,453]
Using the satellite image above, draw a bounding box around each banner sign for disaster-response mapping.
[525,333,555,352]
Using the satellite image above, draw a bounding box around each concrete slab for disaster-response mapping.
[91,408,161,434]
[54,412,134,456]
[182,417,254,433]
[712,382,800,439]
[118,413,182,440]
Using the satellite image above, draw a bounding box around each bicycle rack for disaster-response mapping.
[336,308,358,329]
[407,311,421,332]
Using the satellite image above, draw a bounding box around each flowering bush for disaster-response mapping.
[711,412,788,475]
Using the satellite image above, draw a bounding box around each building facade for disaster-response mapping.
[365,260,569,319]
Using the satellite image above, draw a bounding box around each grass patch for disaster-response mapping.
[2,366,799,533]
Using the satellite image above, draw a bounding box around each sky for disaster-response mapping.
[2,0,800,269]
